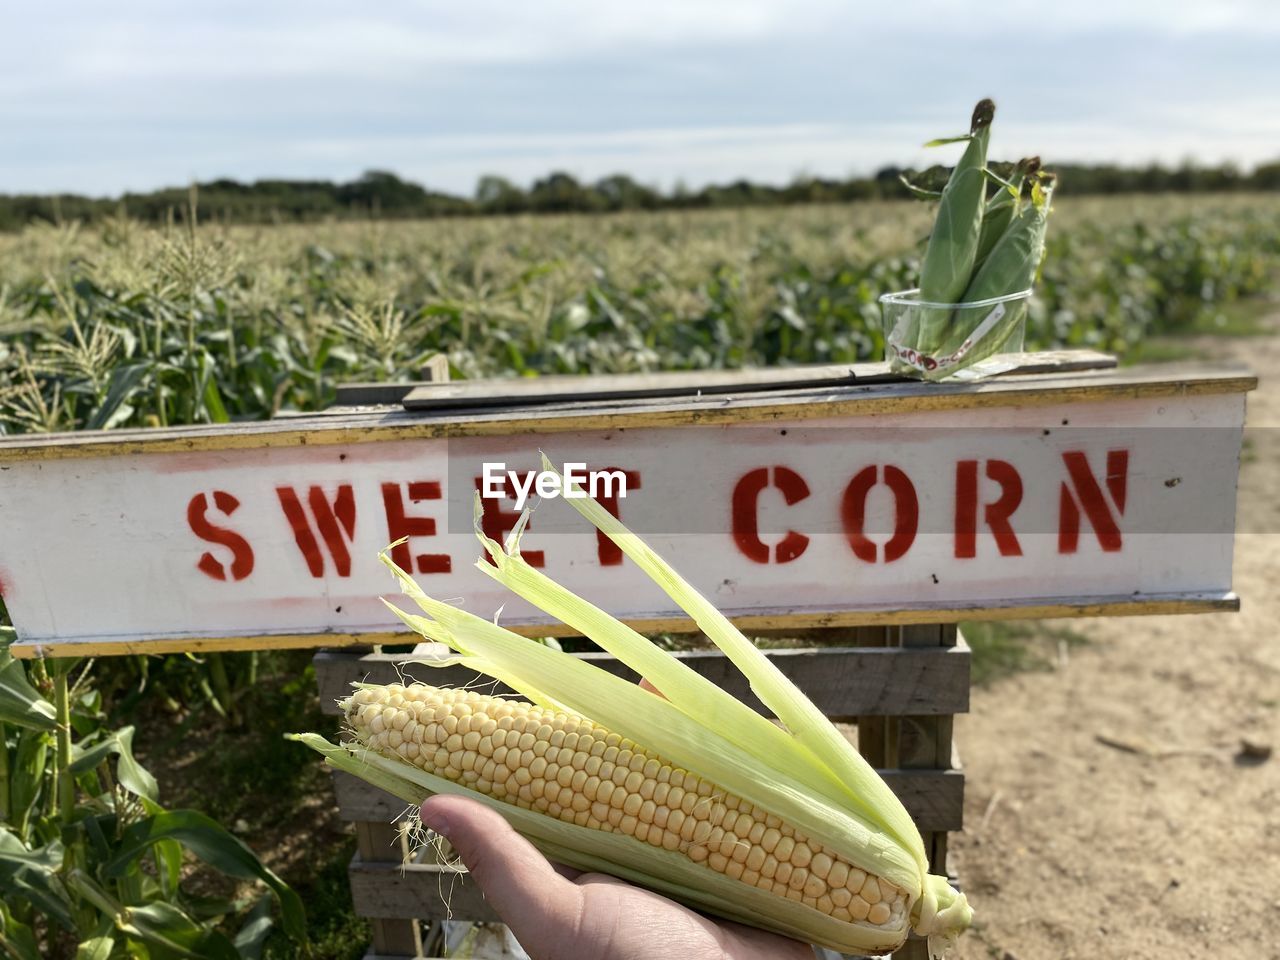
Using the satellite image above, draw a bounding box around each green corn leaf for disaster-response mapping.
[980,166,1019,196]
[897,175,943,201]
[79,810,114,864]
[10,729,50,835]
[0,828,76,931]
[69,725,159,802]
[104,811,307,945]
[0,900,44,960]
[117,901,239,960]
[199,353,231,424]
[154,834,185,900]
[0,645,56,732]
[85,362,150,431]
[73,933,116,960]
[232,896,276,960]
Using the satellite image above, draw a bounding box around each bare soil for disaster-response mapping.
[952,325,1280,960]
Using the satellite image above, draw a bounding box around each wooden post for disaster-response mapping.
[852,624,895,764]
[355,821,422,958]
[888,623,958,960]
[418,354,450,383]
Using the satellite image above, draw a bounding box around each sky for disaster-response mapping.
[5,0,1280,197]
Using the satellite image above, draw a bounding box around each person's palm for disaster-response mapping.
[422,795,814,960]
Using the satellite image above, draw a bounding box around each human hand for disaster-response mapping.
[420,794,815,960]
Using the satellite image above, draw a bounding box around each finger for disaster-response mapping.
[420,795,584,955]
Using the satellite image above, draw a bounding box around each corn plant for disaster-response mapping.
[0,635,306,958]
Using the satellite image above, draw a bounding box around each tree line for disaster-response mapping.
[3,160,1279,231]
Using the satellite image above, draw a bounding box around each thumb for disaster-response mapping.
[420,794,585,957]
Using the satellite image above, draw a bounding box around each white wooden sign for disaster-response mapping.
[0,362,1252,656]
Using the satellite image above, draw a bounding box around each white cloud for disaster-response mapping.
[12,0,1280,87]
[3,0,1280,194]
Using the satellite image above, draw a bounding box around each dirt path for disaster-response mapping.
[952,326,1280,959]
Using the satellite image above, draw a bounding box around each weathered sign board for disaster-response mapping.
[0,357,1254,657]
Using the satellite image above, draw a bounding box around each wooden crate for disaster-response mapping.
[314,625,969,959]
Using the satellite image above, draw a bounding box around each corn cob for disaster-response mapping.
[295,459,972,955]
[973,156,1040,269]
[960,172,1055,304]
[919,173,1055,368]
[344,682,909,929]
[914,98,995,349]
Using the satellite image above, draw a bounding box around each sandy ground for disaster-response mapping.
[952,326,1280,959]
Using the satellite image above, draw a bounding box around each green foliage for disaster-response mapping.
[1,158,1278,231]
[1030,202,1280,354]
[261,842,365,960]
[0,641,307,958]
[0,196,1273,440]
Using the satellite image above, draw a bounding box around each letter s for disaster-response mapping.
[187,491,255,581]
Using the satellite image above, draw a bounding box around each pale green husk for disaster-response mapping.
[297,460,971,955]
[915,99,995,349]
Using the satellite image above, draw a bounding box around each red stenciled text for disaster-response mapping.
[185,449,1131,580]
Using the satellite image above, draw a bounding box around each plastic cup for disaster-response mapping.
[878,288,1032,382]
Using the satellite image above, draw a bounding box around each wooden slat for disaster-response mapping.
[0,359,1253,463]
[314,641,971,719]
[330,767,964,832]
[332,383,419,406]
[334,354,450,407]
[10,591,1239,660]
[403,362,868,409]
[400,351,1117,411]
[350,856,500,923]
[354,821,421,955]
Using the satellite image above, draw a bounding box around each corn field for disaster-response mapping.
[0,194,1277,436]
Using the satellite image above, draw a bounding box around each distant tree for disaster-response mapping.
[593,174,661,211]
[1,156,1279,233]
[669,179,698,209]
[336,170,430,213]
[475,175,528,214]
[528,172,597,213]
[1254,161,1280,190]
[1199,161,1242,192]
[701,179,777,208]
